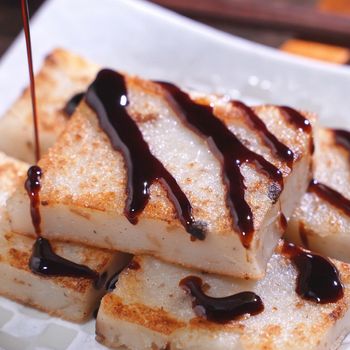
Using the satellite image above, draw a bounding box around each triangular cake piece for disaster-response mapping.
[0,151,130,322]
[96,247,350,350]
[8,70,313,278]
[286,127,350,262]
[0,48,99,163]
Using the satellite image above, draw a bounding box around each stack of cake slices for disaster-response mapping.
[0,48,349,350]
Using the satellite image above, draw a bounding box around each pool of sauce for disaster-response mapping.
[282,242,343,304]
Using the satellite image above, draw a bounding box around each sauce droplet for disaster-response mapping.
[232,101,294,168]
[159,82,283,248]
[25,165,42,236]
[179,276,264,323]
[86,69,205,240]
[282,242,343,303]
[333,129,350,155]
[308,179,350,217]
[29,237,98,280]
[63,92,85,117]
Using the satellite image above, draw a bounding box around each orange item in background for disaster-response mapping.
[280,39,350,65]
[318,0,350,15]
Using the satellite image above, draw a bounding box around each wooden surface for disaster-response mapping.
[280,39,350,64]
[151,0,350,45]
[0,0,349,65]
[0,0,44,57]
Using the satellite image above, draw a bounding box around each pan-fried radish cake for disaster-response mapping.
[0,151,131,322]
[96,243,350,350]
[7,69,313,279]
[0,48,99,163]
[286,128,350,262]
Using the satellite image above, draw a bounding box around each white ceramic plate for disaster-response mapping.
[0,0,349,349]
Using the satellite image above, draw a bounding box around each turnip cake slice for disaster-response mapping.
[286,128,350,262]
[8,70,313,278]
[96,247,350,350]
[0,48,99,163]
[0,151,130,322]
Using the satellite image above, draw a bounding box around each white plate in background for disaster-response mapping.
[0,0,349,349]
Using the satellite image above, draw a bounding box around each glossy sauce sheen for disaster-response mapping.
[29,237,98,280]
[63,92,85,117]
[308,179,350,217]
[279,106,312,133]
[21,0,102,283]
[179,276,264,323]
[333,129,350,155]
[159,82,283,247]
[85,69,205,240]
[280,106,314,154]
[25,165,42,236]
[232,101,294,168]
[282,242,343,303]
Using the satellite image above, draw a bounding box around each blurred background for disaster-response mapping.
[1,0,350,65]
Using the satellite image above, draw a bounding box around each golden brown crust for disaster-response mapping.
[0,48,100,162]
[0,287,91,323]
[2,230,116,294]
[101,294,186,335]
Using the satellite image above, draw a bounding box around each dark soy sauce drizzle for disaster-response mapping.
[25,165,42,235]
[279,106,312,133]
[232,101,294,168]
[282,242,343,303]
[63,92,85,117]
[21,0,100,283]
[308,179,350,217]
[159,82,283,248]
[85,69,205,240]
[280,106,314,154]
[29,237,98,279]
[24,166,100,281]
[333,129,350,155]
[179,276,264,323]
